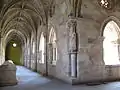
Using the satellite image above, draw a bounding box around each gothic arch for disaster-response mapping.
[49,27,57,43]
[100,16,120,37]
[49,27,57,65]
[30,34,36,69]
[3,29,27,65]
[101,16,120,65]
[0,0,48,45]
[3,29,27,50]
[38,32,45,64]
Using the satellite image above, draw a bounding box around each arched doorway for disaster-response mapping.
[103,20,120,65]
[5,40,22,65]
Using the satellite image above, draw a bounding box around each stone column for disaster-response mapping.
[116,39,120,61]
[98,36,105,65]
[27,42,31,68]
[0,37,2,65]
[48,43,53,64]
[24,45,27,66]
[67,16,78,78]
[69,0,82,17]
[0,37,5,65]
[118,45,120,64]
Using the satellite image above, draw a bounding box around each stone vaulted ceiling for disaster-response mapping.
[0,0,53,40]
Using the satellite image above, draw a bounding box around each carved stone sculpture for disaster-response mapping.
[67,16,78,78]
[0,60,17,86]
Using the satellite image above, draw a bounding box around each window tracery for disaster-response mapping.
[98,0,115,10]
[49,27,57,65]
[103,21,120,65]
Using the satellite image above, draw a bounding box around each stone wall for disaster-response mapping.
[71,0,120,84]
[1,0,120,85]
[46,1,71,83]
[46,0,120,84]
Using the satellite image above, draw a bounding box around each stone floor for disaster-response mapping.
[1,66,120,90]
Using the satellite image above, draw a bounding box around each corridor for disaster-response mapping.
[1,66,120,90]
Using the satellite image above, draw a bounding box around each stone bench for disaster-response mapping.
[0,60,17,86]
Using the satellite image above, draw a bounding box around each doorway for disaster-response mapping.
[5,40,22,65]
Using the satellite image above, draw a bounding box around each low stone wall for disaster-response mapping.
[0,60,17,86]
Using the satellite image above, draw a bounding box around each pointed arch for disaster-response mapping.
[49,27,57,65]
[103,20,120,65]
[39,32,45,64]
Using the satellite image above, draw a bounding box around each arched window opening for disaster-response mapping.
[32,42,35,54]
[49,27,57,65]
[103,21,120,65]
[39,33,45,64]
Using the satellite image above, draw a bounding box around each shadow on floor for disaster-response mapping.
[1,66,120,90]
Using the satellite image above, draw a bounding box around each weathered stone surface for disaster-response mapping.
[1,0,120,85]
[0,60,17,86]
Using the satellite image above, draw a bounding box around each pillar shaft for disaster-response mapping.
[67,17,78,78]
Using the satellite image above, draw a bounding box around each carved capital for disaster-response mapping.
[67,18,77,29]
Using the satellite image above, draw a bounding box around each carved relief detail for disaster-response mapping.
[67,16,78,78]
[67,17,77,52]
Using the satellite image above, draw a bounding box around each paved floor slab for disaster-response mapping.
[0,66,120,90]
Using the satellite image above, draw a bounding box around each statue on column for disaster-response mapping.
[67,16,78,77]
[68,17,77,52]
